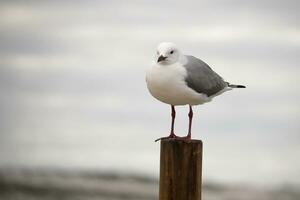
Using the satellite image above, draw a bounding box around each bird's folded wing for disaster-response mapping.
[183,55,227,97]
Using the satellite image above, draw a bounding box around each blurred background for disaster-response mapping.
[0,0,299,199]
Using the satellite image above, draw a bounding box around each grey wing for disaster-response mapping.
[183,55,227,97]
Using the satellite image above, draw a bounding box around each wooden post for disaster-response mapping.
[159,139,203,200]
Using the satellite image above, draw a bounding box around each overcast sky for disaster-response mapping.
[0,0,299,186]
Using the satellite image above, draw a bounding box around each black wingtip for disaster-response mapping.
[227,83,246,88]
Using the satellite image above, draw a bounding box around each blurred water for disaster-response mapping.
[1,169,299,200]
[0,0,300,187]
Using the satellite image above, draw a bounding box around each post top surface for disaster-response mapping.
[160,139,203,144]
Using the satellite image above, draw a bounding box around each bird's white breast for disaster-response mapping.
[146,62,209,105]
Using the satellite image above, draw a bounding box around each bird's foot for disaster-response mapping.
[173,135,191,141]
[155,133,177,142]
[155,134,191,142]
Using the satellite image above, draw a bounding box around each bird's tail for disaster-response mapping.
[227,82,246,88]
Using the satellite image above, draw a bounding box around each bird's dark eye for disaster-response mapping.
[170,50,174,54]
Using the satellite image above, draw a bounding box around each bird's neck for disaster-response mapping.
[178,54,188,65]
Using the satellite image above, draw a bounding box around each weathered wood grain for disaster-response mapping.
[159,139,203,200]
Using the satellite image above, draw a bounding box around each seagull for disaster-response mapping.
[146,42,245,142]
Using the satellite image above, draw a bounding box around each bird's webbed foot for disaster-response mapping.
[155,133,191,142]
[155,133,177,142]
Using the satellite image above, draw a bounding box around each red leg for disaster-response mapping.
[173,105,193,141]
[155,105,177,142]
[170,105,176,136]
[187,105,193,139]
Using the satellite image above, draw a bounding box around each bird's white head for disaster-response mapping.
[156,42,181,65]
